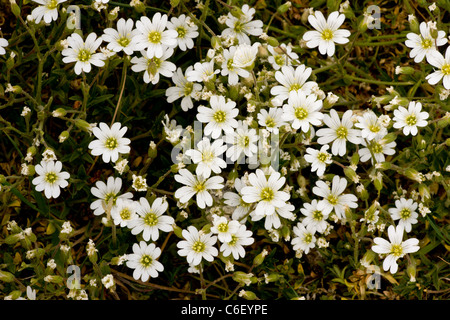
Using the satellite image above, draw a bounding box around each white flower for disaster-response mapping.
[210,215,240,243]
[186,60,220,83]
[426,47,450,89]
[405,21,446,63]
[110,198,137,227]
[174,168,224,209]
[166,14,199,51]
[371,225,420,274]
[221,4,263,45]
[196,95,239,139]
[302,11,350,57]
[388,198,419,233]
[221,46,251,85]
[0,37,9,55]
[126,241,164,281]
[392,101,429,136]
[134,12,178,58]
[60,221,73,234]
[32,160,70,199]
[267,43,299,70]
[223,177,253,221]
[359,136,396,164]
[166,66,202,111]
[185,137,227,178]
[102,18,140,55]
[62,32,105,75]
[355,110,388,141]
[291,222,316,254]
[270,65,318,106]
[304,145,332,177]
[88,122,131,163]
[232,42,260,70]
[101,274,115,289]
[240,169,290,217]
[257,107,286,134]
[90,176,133,216]
[128,197,173,241]
[312,175,358,220]
[31,0,67,24]
[177,226,218,266]
[131,174,148,192]
[282,91,323,132]
[316,109,361,156]
[300,199,330,233]
[131,47,176,84]
[224,120,259,162]
[219,224,254,260]
[251,202,295,230]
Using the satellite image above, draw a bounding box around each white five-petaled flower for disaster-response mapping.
[316,109,361,156]
[131,48,176,84]
[102,18,140,55]
[426,46,450,89]
[371,224,420,274]
[62,32,106,75]
[174,168,224,209]
[32,160,70,199]
[186,60,220,83]
[31,0,67,24]
[300,199,330,234]
[355,110,388,141]
[302,11,351,57]
[223,177,253,222]
[128,197,174,241]
[267,43,299,70]
[270,65,318,106]
[312,175,358,220]
[221,4,263,45]
[210,215,240,243]
[126,241,164,281]
[166,14,199,51]
[196,95,239,139]
[291,222,317,254]
[134,12,178,58]
[224,120,259,162]
[388,198,419,233]
[177,226,218,266]
[257,107,287,134]
[405,21,447,63]
[304,144,332,177]
[110,198,137,228]
[88,122,131,163]
[185,137,228,178]
[282,91,323,133]
[232,42,260,70]
[90,176,133,216]
[219,224,254,260]
[240,169,290,217]
[251,202,295,230]
[166,66,202,111]
[221,46,251,85]
[392,101,429,136]
[359,136,396,164]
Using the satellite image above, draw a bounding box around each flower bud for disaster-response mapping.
[239,290,258,300]
[395,66,415,75]
[230,7,243,19]
[277,2,292,14]
[406,258,417,282]
[173,224,184,239]
[10,0,21,18]
[74,119,92,132]
[360,249,377,268]
[408,14,419,33]
[0,270,15,283]
[266,36,279,47]
[253,249,268,266]
[211,36,221,50]
[264,273,281,283]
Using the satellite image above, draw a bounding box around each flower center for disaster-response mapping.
[120,208,132,220]
[421,38,434,49]
[260,187,275,202]
[140,254,153,267]
[77,49,92,62]
[192,240,206,253]
[176,26,187,38]
[118,37,131,47]
[321,29,334,41]
[227,58,234,71]
[294,106,308,120]
[194,181,206,193]
[303,233,313,243]
[399,208,412,220]
[228,235,238,246]
[217,222,228,233]
[234,21,244,33]
[274,55,285,66]
[405,114,417,126]
[327,194,339,206]
[390,244,403,257]
[147,57,162,75]
[371,142,383,154]
[442,64,450,75]
[289,83,302,92]
[143,212,158,226]
[312,210,323,221]
[47,0,58,10]
[317,152,330,163]
[369,124,381,133]
[336,126,348,139]
[239,135,250,148]
[104,192,118,206]
[105,137,119,150]
[265,117,276,128]
[201,150,215,163]
[183,82,193,96]
[213,110,227,123]
[148,31,162,44]
[44,172,58,184]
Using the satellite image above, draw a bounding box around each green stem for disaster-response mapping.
[344,74,414,86]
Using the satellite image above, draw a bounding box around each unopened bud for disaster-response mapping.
[277,2,292,14]
[408,14,419,33]
[239,290,258,300]
[0,271,15,283]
